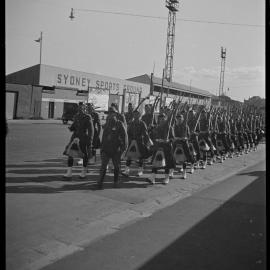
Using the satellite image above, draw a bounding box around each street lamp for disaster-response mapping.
[69,8,75,20]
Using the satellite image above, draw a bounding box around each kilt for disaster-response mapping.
[216,133,229,152]
[172,138,195,164]
[63,133,91,159]
[151,140,175,169]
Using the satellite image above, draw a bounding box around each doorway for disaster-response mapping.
[48,102,55,118]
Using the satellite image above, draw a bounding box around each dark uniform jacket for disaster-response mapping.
[125,111,134,126]
[217,120,226,133]
[101,118,128,156]
[141,113,156,127]
[127,119,151,158]
[152,122,174,141]
[174,123,190,139]
[198,117,209,132]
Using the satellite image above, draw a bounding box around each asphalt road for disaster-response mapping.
[42,160,266,270]
[6,122,266,270]
[6,122,73,164]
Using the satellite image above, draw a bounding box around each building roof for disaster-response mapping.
[127,74,213,97]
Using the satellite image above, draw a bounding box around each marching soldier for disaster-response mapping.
[125,103,134,127]
[141,104,154,128]
[173,110,196,179]
[198,108,215,168]
[149,113,175,185]
[229,113,240,157]
[236,114,245,155]
[187,107,202,169]
[86,103,101,157]
[122,110,152,177]
[98,106,128,189]
[111,103,127,128]
[216,113,230,162]
[63,102,94,179]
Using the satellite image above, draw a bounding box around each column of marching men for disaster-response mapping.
[63,98,265,190]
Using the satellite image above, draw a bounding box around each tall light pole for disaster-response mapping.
[218,46,226,96]
[164,0,180,83]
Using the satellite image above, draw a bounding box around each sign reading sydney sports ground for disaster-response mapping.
[39,65,150,98]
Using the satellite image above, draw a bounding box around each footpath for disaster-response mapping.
[6,144,265,270]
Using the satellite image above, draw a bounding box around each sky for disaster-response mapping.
[5,0,265,102]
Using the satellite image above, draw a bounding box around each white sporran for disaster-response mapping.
[173,144,186,163]
[63,137,84,158]
[199,139,210,151]
[152,148,166,168]
[125,140,141,161]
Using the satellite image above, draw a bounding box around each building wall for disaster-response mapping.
[6,83,42,119]
[41,101,49,119]
[6,65,40,85]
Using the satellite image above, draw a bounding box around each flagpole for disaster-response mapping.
[39,32,43,65]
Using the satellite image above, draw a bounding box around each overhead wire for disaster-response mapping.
[75,8,265,28]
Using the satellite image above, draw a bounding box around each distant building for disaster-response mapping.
[127,74,212,107]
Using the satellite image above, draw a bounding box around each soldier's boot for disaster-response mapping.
[137,167,143,177]
[148,173,156,184]
[182,169,187,179]
[63,167,72,178]
[163,174,170,185]
[97,170,106,190]
[122,166,130,177]
[79,167,87,179]
[107,163,114,172]
[113,172,120,188]
[202,161,207,169]
[207,158,213,165]
[169,168,174,178]
[77,159,83,166]
[190,164,194,174]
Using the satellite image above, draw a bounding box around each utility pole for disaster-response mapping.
[164,0,180,83]
[35,31,43,65]
[219,47,226,96]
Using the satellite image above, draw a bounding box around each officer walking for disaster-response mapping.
[98,106,128,189]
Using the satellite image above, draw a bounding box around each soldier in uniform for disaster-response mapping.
[187,108,202,169]
[173,110,196,179]
[86,103,101,158]
[124,103,134,127]
[141,104,154,128]
[106,103,127,173]
[149,113,175,185]
[235,114,245,155]
[229,113,240,157]
[63,102,94,179]
[216,113,230,162]
[198,109,215,169]
[122,110,152,177]
[111,103,127,128]
[98,106,128,189]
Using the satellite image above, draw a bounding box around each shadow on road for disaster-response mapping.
[137,170,266,270]
[5,157,159,193]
